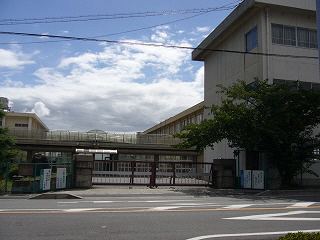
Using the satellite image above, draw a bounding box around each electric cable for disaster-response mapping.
[0,31,318,60]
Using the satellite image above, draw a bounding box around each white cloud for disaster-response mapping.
[0,31,203,132]
[31,102,50,117]
[196,27,211,33]
[0,48,35,68]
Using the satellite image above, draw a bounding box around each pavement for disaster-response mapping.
[35,185,320,198]
[2,185,320,199]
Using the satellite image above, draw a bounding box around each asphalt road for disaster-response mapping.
[1,194,320,240]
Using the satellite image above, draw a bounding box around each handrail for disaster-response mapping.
[8,129,182,145]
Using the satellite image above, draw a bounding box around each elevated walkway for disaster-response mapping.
[10,129,198,156]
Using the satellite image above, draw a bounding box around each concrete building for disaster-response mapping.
[191,0,320,187]
[0,111,49,132]
[143,101,204,135]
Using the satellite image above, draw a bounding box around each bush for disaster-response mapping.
[278,232,320,240]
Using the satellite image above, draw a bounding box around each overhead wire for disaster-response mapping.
[0,10,222,45]
[0,1,242,25]
[0,2,241,45]
[0,31,318,60]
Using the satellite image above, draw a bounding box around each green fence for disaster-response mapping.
[0,162,73,194]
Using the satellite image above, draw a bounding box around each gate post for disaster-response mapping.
[74,154,93,188]
[149,162,156,187]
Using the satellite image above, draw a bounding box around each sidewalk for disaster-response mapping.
[2,185,320,199]
[58,185,320,198]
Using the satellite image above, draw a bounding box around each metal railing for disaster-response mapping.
[8,129,182,145]
[92,160,214,187]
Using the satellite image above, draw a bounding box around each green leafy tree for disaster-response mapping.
[175,79,320,188]
[0,106,19,180]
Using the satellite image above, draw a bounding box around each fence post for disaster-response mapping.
[33,163,37,192]
[172,163,176,185]
[5,161,9,193]
[131,161,135,184]
[211,163,215,188]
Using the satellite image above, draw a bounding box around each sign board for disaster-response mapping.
[252,170,264,189]
[243,170,252,189]
[56,168,67,189]
[40,169,51,190]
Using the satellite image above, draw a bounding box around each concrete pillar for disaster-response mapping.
[74,154,93,188]
[27,151,33,162]
[28,117,32,131]
[2,116,5,127]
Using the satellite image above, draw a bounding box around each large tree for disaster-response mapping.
[0,107,18,162]
[175,79,320,188]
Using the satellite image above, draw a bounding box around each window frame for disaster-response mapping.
[272,23,318,49]
[245,26,258,52]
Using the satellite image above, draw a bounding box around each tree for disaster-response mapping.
[0,107,19,162]
[175,79,320,188]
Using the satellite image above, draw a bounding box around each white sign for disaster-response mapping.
[252,170,264,189]
[41,169,52,190]
[56,168,67,189]
[243,170,252,189]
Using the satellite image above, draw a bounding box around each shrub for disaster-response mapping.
[278,232,320,240]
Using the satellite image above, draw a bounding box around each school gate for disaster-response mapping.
[74,149,214,188]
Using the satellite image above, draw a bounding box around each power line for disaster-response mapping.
[0,31,318,60]
[0,2,241,26]
[0,10,218,45]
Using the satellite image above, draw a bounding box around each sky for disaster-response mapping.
[0,0,242,133]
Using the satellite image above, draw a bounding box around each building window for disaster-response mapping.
[188,117,194,125]
[297,27,310,48]
[273,79,320,91]
[310,30,318,48]
[246,26,258,52]
[272,24,317,49]
[272,24,296,46]
[182,119,187,128]
[196,114,203,124]
[15,123,28,127]
[175,123,180,132]
[284,26,296,46]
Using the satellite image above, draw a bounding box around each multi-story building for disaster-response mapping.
[1,111,49,132]
[191,0,320,187]
[143,101,204,135]
[1,97,49,132]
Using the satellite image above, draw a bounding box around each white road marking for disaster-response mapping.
[287,202,316,208]
[225,211,320,221]
[185,229,320,240]
[63,208,104,212]
[223,204,252,209]
[149,206,183,211]
[0,209,65,211]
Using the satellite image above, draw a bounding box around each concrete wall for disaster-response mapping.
[203,4,319,164]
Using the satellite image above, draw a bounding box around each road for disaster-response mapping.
[1,194,320,239]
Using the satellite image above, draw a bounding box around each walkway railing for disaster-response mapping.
[8,129,182,145]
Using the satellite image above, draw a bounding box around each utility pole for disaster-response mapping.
[317,0,320,78]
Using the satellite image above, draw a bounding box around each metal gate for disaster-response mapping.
[92,160,214,187]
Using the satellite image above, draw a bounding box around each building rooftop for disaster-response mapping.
[192,0,316,61]
[6,111,49,130]
[143,101,204,134]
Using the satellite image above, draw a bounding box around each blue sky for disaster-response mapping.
[0,0,242,132]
